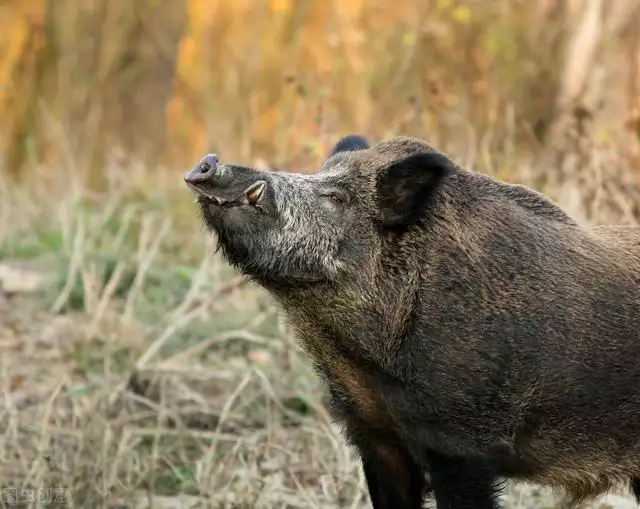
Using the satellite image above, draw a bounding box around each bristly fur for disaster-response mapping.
[188,133,640,509]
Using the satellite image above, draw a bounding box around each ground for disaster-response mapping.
[0,170,637,509]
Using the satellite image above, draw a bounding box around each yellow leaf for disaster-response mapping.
[269,0,291,13]
[597,128,611,142]
[451,6,472,24]
[403,31,418,47]
[483,34,500,56]
[0,20,29,97]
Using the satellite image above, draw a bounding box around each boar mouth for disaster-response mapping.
[188,180,266,208]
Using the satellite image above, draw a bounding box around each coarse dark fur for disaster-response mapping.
[184,135,640,509]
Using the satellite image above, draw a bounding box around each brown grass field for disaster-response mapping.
[1,1,640,507]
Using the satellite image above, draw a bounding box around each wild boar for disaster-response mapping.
[184,135,640,509]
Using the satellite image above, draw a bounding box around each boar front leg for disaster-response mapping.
[428,451,499,509]
[358,441,427,509]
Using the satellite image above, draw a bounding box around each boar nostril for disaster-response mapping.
[185,154,218,184]
[200,154,218,175]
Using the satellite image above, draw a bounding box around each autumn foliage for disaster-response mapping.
[0,0,639,189]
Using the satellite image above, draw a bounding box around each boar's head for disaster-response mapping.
[184,136,453,289]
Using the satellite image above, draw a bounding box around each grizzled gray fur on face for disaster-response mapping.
[184,135,640,509]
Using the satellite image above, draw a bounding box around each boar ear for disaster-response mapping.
[329,134,370,157]
[376,151,452,230]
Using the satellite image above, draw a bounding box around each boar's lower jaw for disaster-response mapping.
[205,222,328,288]
[194,192,242,208]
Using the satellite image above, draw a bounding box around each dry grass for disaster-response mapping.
[0,162,364,508]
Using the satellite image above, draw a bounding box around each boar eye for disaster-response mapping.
[319,190,349,206]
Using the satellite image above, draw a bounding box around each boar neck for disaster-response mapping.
[269,260,424,381]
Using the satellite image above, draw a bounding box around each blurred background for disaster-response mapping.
[1,1,639,508]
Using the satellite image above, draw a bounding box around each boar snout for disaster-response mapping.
[184,153,229,193]
[185,153,219,184]
[184,155,268,207]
